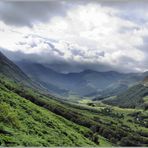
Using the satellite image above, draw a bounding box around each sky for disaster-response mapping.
[0,0,148,73]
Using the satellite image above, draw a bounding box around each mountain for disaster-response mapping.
[15,61,70,96]
[0,51,29,82]
[0,51,44,90]
[16,60,147,98]
[102,76,148,109]
[0,51,98,146]
[0,52,147,146]
[92,83,128,101]
[16,61,97,97]
[0,77,98,146]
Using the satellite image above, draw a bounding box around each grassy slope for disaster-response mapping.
[0,79,97,146]
[102,84,148,109]
[0,76,147,146]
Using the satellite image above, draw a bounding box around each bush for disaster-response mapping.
[0,102,20,128]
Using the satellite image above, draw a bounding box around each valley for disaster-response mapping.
[1,1,148,147]
[0,51,148,147]
[16,60,147,100]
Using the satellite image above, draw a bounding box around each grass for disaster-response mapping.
[0,81,97,146]
[0,75,148,146]
[65,100,148,146]
[143,96,148,103]
[99,136,113,147]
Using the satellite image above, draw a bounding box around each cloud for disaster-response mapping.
[0,1,148,73]
[0,1,68,27]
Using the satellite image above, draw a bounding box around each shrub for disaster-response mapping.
[0,102,20,128]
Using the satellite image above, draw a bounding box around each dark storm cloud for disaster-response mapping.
[0,1,68,27]
[0,48,105,73]
[0,0,147,27]
[0,48,140,74]
[0,0,103,27]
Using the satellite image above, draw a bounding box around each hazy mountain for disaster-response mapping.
[0,51,29,82]
[16,60,147,98]
[0,51,46,91]
[103,76,148,109]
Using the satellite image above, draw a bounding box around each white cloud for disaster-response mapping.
[0,2,148,73]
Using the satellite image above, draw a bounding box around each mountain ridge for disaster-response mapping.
[16,60,148,98]
[0,51,148,146]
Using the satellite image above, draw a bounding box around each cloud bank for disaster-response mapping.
[0,1,148,73]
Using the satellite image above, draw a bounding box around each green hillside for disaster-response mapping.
[0,75,148,146]
[0,51,101,146]
[0,76,97,146]
[103,83,148,109]
[0,52,29,83]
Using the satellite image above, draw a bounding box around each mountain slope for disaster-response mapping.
[1,75,148,146]
[16,61,146,98]
[0,52,45,90]
[0,78,96,146]
[0,52,98,146]
[0,51,29,82]
[16,61,97,97]
[103,76,148,109]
